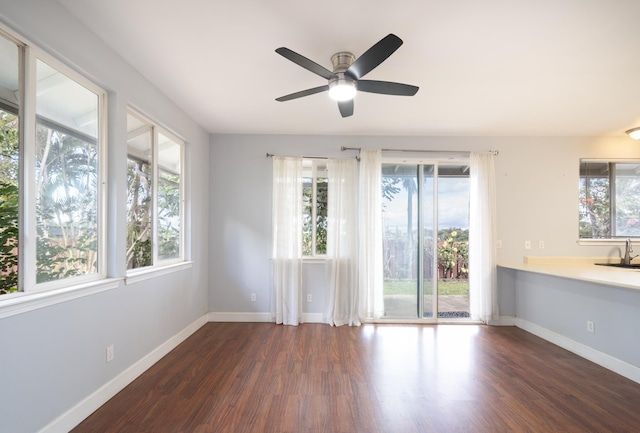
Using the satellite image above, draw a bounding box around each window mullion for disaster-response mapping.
[311,161,318,256]
[21,46,37,292]
[417,165,424,318]
[151,126,159,265]
[179,137,186,261]
[610,162,616,237]
[432,164,439,319]
[97,89,107,277]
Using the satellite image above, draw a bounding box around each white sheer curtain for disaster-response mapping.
[323,158,359,326]
[271,156,304,326]
[358,149,384,320]
[469,152,498,323]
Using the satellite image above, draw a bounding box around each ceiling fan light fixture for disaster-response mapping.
[626,127,640,140]
[328,77,356,101]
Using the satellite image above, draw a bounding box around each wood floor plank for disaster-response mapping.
[72,323,640,433]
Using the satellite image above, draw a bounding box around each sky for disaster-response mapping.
[382,177,469,234]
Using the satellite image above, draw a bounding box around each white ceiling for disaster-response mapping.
[57,0,640,137]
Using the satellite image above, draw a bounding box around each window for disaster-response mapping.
[0,28,106,296]
[579,160,640,239]
[35,59,104,286]
[126,110,184,270]
[302,159,327,256]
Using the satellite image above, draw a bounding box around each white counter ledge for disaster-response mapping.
[498,257,640,292]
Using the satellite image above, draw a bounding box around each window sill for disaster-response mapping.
[578,238,640,246]
[125,261,193,285]
[302,257,326,264]
[0,277,123,320]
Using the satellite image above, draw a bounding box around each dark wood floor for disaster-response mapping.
[72,323,640,433]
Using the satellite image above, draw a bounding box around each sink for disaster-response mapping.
[595,263,640,269]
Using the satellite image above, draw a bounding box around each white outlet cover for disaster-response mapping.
[106,345,114,362]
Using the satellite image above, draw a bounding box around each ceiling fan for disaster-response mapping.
[275,34,419,118]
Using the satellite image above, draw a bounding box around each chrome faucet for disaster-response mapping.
[623,238,638,265]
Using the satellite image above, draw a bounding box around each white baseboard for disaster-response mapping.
[40,314,209,433]
[208,312,323,323]
[303,313,323,323]
[488,315,516,326]
[516,318,640,385]
[208,312,272,322]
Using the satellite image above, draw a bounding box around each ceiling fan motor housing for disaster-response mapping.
[331,52,356,73]
[329,52,357,100]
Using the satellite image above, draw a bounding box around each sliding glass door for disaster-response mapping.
[381,161,470,320]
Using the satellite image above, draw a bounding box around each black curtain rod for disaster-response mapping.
[265,153,359,160]
[265,153,327,160]
[340,146,498,155]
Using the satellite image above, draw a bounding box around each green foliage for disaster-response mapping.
[438,227,469,242]
[0,110,19,294]
[302,177,327,256]
[613,174,640,237]
[437,229,469,279]
[0,111,19,181]
[579,177,610,238]
[384,279,469,296]
[381,177,401,202]
[0,182,18,294]
[157,172,181,260]
[126,158,152,268]
[1,107,103,291]
[35,234,87,284]
[35,122,98,283]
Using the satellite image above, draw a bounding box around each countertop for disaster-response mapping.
[498,257,640,291]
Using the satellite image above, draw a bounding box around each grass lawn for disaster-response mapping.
[384,279,469,296]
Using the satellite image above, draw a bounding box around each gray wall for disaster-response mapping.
[0,2,209,432]
[506,268,640,368]
[209,134,640,316]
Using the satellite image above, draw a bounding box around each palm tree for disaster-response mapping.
[126,157,152,268]
[402,176,417,279]
[35,121,98,282]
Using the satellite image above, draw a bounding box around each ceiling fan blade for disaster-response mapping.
[357,80,419,96]
[345,34,403,80]
[276,85,329,102]
[338,100,354,118]
[276,47,337,80]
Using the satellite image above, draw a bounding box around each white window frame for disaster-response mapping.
[578,158,640,245]
[126,108,186,281]
[24,46,108,293]
[0,24,117,319]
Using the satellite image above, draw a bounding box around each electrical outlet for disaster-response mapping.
[307,294,312,303]
[524,240,531,250]
[538,240,545,249]
[587,321,595,333]
[250,293,256,302]
[496,240,502,249]
[106,345,114,363]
